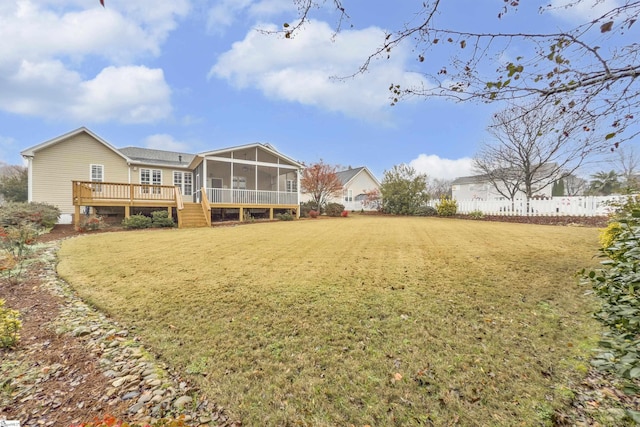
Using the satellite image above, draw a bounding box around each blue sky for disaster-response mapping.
[0,0,632,180]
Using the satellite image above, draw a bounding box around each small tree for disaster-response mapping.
[300,161,343,213]
[0,166,28,203]
[380,164,429,215]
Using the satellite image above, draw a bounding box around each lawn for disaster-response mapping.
[57,216,602,426]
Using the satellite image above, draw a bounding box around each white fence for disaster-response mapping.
[205,188,298,205]
[430,196,624,217]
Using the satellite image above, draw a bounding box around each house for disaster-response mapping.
[333,166,381,211]
[20,127,303,227]
[451,163,576,200]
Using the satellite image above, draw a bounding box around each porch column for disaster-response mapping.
[239,207,243,222]
[269,208,274,220]
[167,206,172,217]
[124,205,130,219]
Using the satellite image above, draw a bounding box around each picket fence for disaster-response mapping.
[427,196,625,217]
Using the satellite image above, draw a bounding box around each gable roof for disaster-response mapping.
[336,166,380,187]
[20,127,130,161]
[119,147,195,168]
[198,142,304,168]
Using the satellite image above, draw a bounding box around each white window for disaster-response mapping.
[141,168,162,194]
[286,179,297,193]
[344,189,353,202]
[173,171,193,196]
[233,176,246,190]
[90,164,103,192]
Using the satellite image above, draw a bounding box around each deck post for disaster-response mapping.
[269,208,273,220]
[167,206,172,217]
[124,205,130,219]
[239,207,244,222]
[74,205,80,230]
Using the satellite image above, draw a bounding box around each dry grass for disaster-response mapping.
[58,216,602,426]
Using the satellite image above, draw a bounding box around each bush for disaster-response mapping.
[299,201,317,218]
[0,298,22,348]
[0,202,60,229]
[309,210,319,219]
[276,212,294,221]
[436,197,458,216]
[1,223,40,285]
[468,210,484,220]
[151,210,175,228]
[122,214,152,229]
[79,215,105,232]
[414,206,437,217]
[341,210,348,217]
[325,203,345,217]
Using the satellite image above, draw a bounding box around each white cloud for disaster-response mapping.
[210,20,430,120]
[0,62,172,123]
[0,0,187,123]
[546,0,622,22]
[409,154,475,180]
[144,134,190,152]
[207,0,294,33]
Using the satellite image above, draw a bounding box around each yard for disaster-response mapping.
[57,216,603,426]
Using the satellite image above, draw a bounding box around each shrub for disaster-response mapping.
[341,210,348,217]
[436,197,457,216]
[0,202,60,229]
[0,223,40,285]
[122,214,152,229]
[309,210,319,219]
[468,210,485,220]
[0,299,22,348]
[414,206,437,217]
[299,201,317,218]
[276,212,294,221]
[584,200,640,395]
[79,216,105,232]
[325,203,345,217]
[151,210,175,228]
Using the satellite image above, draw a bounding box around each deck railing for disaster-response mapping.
[72,181,178,205]
[206,188,298,205]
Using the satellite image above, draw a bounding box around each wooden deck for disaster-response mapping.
[72,181,299,228]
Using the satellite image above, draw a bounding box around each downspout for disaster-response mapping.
[25,155,33,202]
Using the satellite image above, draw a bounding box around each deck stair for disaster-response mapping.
[179,202,209,228]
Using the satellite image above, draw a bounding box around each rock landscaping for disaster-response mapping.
[1,239,238,426]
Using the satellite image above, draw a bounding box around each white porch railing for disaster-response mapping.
[431,196,625,217]
[206,188,298,205]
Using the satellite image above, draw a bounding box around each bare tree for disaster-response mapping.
[609,145,640,190]
[426,178,452,199]
[474,102,604,209]
[564,174,589,196]
[279,1,640,148]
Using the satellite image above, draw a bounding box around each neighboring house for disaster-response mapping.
[21,127,303,227]
[333,166,381,211]
[452,164,577,200]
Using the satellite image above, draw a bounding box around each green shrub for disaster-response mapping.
[276,212,294,221]
[151,210,175,228]
[468,210,485,220]
[122,214,152,229]
[325,203,345,217]
[436,197,457,216]
[584,200,640,396]
[414,206,437,216]
[0,298,22,348]
[0,202,60,229]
